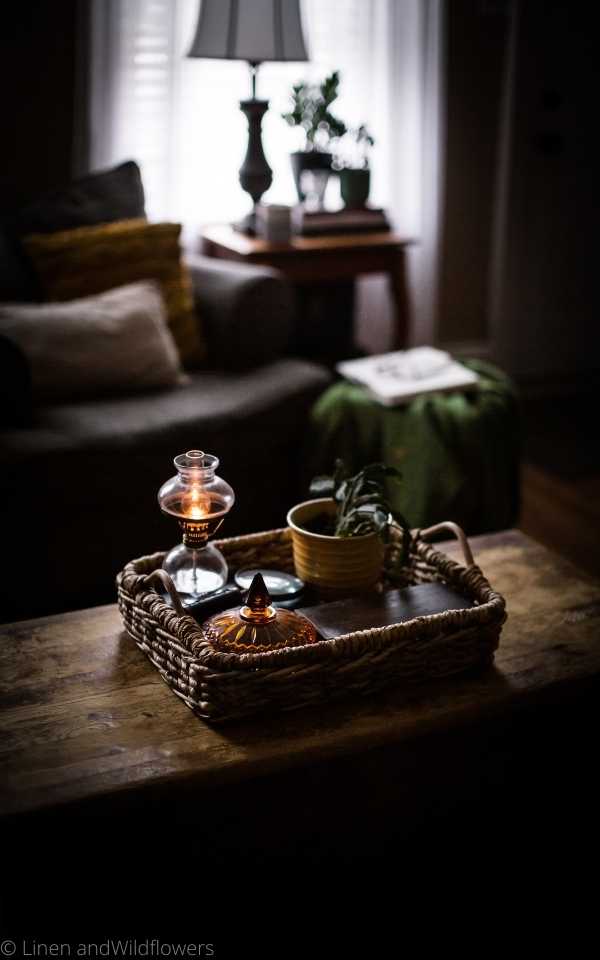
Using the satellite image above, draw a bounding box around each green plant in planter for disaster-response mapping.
[308,460,410,559]
[344,124,375,169]
[282,70,347,152]
[338,125,376,208]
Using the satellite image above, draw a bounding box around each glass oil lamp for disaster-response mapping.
[158,450,235,605]
[203,573,318,653]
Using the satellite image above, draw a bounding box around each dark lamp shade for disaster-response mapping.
[187,0,308,63]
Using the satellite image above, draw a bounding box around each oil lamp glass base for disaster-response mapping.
[163,542,228,606]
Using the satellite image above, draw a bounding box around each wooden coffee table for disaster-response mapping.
[1,529,600,838]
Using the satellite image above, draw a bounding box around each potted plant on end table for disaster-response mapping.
[339,124,375,209]
[287,461,410,594]
[282,70,347,205]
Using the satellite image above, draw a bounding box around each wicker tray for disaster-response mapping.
[116,522,506,722]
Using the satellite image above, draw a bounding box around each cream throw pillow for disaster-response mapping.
[0,281,185,403]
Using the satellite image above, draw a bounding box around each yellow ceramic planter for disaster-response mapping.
[286,498,384,594]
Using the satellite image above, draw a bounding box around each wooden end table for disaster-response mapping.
[201,224,414,355]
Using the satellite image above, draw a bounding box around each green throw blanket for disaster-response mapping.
[308,359,520,535]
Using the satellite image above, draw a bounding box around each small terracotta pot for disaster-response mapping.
[286,498,384,594]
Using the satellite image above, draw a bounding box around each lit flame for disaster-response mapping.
[182,485,209,520]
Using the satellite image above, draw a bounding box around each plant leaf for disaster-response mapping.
[334,479,349,505]
[309,458,409,546]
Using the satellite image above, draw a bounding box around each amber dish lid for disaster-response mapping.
[203,573,317,653]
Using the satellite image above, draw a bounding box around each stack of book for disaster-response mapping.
[292,206,390,236]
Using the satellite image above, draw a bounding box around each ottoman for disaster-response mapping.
[307,359,519,535]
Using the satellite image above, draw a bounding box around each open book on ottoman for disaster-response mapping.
[337,346,479,406]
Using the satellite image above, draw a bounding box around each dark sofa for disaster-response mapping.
[0,163,330,621]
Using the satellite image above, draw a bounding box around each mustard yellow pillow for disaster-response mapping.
[23,219,204,367]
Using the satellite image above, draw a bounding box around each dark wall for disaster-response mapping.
[437,0,598,384]
[0,0,80,212]
[493,0,598,382]
[438,0,510,345]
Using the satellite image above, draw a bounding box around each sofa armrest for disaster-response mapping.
[186,253,295,370]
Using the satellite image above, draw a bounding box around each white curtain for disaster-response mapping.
[89,0,443,348]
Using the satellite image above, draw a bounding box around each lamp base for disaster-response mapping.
[163,541,228,604]
[238,97,272,230]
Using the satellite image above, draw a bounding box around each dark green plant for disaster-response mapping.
[309,460,410,560]
[282,70,347,151]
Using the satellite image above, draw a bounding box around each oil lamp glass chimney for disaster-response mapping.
[158,450,235,605]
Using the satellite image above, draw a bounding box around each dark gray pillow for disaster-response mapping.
[0,161,147,303]
[14,160,146,237]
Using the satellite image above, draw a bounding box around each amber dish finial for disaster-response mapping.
[240,573,277,623]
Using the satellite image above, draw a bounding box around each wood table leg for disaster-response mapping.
[389,247,411,348]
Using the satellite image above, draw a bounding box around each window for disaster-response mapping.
[90,0,441,345]
[94,1,397,235]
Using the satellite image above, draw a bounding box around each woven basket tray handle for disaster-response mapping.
[419,521,474,567]
[139,569,186,617]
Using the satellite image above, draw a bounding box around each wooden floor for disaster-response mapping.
[520,465,600,578]
[519,389,600,578]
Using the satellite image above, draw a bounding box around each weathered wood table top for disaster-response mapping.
[1,530,600,819]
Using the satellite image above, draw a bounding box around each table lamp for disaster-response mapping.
[187,0,309,234]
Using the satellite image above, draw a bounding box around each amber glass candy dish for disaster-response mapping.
[203,573,317,653]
